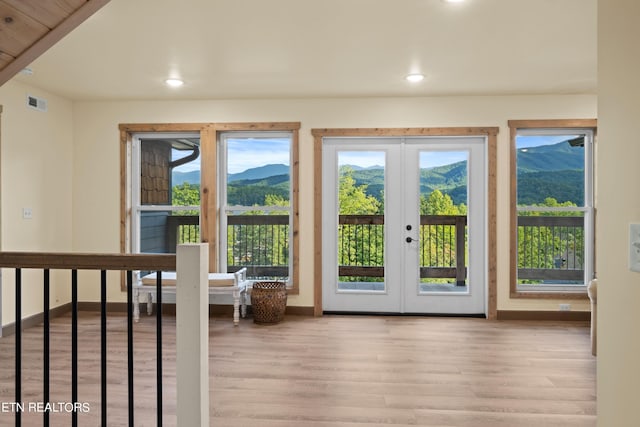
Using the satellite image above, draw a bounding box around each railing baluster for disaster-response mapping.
[15,268,22,427]
[455,218,466,286]
[72,270,78,427]
[44,269,50,427]
[127,270,134,427]
[156,271,163,426]
[100,270,107,426]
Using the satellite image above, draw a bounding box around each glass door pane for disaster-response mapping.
[417,150,469,294]
[337,151,386,292]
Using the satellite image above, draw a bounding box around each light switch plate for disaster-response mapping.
[630,223,640,272]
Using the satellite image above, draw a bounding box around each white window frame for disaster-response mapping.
[514,128,595,293]
[131,132,201,254]
[218,131,294,286]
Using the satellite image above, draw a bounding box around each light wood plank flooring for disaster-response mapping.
[0,312,596,426]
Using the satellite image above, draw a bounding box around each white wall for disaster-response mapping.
[71,95,596,311]
[597,1,640,425]
[0,80,74,326]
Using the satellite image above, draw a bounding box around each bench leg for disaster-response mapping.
[240,290,247,319]
[233,290,240,326]
[133,288,140,323]
[147,292,153,316]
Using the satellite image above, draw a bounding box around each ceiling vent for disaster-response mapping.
[27,94,47,112]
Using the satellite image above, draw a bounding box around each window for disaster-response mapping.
[131,133,201,255]
[509,120,596,296]
[219,131,294,286]
[121,123,300,293]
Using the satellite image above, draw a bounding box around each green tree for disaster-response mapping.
[338,167,383,281]
[339,167,380,214]
[172,182,200,215]
[171,182,200,243]
[420,189,467,215]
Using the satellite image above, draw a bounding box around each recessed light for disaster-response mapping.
[443,0,465,3]
[165,78,184,87]
[405,74,425,83]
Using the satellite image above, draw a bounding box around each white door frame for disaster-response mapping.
[321,135,489,315]
[322,139,404,313]
[402,138,487,314]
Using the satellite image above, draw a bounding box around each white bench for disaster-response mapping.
[134,268,249,325]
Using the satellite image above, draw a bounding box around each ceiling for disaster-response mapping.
[0,0,111,88]
[4,0,597,101]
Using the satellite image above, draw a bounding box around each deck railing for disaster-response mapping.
[338,214,468,285]
[517,215,585,282]
[0,248,210,427]
[163,213,585,285]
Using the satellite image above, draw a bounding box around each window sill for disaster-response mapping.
[511,288,588,300]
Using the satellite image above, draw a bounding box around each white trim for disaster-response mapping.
[218,131,295,284]
[322,136,487,315]
[515,128,595,290]
[130,132,201,255]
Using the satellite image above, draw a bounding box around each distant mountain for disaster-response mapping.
[516,141,584,205]
[231,174,290,187]
[172,142,584,207]
[341,164,384,171]
[346,141,585,206]
[172,170,200,186]
[228,164,289,182]
[517,141,584,172]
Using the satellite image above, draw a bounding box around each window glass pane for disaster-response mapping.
[139,138,200,253]
[224,135,291,281]
[226,137,290,207]
[516,135,584,207]
[514,130,591,288]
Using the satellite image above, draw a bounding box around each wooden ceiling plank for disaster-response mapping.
[0,2,50,57]
[0,0,111,87]
[0,50,15,70]
[3,0,86,29]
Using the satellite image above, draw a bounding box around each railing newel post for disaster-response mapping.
[176,243,209,427]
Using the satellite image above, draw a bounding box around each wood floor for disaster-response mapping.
[0,312,596,426]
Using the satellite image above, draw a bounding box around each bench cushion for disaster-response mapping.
[141,271,236,287]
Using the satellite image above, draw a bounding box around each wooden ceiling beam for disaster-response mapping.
[0,0,111,87]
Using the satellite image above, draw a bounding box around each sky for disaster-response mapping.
[172,137,291,174]
[338,150,468,169]
[172,136,572,175]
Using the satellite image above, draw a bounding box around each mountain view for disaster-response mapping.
[343,141,584,206]
[171,141,583,207]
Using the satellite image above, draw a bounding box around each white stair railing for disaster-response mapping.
[176,243,210,426]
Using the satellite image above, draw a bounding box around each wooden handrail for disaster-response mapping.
[0,252,176,271]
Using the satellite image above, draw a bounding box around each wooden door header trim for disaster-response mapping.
[119,122,301,133]
[311,127,499,137]
[213,122,301,131]
[508,119,597,130]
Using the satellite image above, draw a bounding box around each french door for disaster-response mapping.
[322,137,487,315]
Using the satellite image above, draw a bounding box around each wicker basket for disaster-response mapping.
[251,281,287,324]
